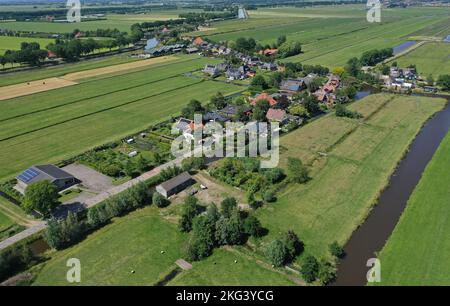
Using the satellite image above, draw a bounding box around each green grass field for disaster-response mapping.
[391,42,450,77]
[376,132,450,285]
[190,5,449,68]
[0,36,54,55]
[0,55,242,180]
[0,9,200,33]
[255,94,446,260]
[33,206,187,285]
[0,196,28,242]
[169,247,297,286]
[0,211,15,234]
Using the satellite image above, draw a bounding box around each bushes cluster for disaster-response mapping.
[211,158,285,198]
[0,180,23,203]
[0,244,35,282]
[335,104,363,119]
[264,230,304,267]
[182,197,264,261]
[181,157,206,172]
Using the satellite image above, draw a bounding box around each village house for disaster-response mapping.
[203,64,221,77]
[261,62,278,71]
[266,109,288,125]
[251,92,278,107]
[193,36,207,47]
[217,62,229,72]
[174,118,204,140]
[258,48,278,56]
[186,47,199,54]
[279,79,305,97]
[15,164,78,194]
[203,112,231,123]
[218,105,252,120]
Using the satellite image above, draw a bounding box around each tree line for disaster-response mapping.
[0,42,47,68]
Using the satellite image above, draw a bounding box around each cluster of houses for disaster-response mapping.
[383,66,418,90]
[313,75,341,105]
[145,43,186,56]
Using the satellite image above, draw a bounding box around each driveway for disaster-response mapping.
[62,163,114,193]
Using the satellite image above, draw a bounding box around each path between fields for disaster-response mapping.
[0,153,188,251]
[0,56,177,101]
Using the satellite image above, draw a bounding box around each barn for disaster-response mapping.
[16,164,77,194]
[156,172,195,198]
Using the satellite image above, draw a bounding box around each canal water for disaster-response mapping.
[393,41,417,55]
[333,96,450,286]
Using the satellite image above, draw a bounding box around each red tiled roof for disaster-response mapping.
[193,37,205,45]
[251,92,277,107]
[47,50,57,58]
[266,109,286,122]
[258,48,278,56]
[189,122,204,130]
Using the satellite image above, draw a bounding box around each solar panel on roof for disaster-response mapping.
[18,168,39,183]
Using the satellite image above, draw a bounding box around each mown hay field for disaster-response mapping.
[0,54,140,87]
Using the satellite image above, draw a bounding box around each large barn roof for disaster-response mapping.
[17,164,74,185]
[157,172,193,192]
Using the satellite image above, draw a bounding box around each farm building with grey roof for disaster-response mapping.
[16,164,77,194]
[156,172,195,198]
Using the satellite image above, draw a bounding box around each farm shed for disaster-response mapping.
[16,164,78,194]
[156,172,195,198]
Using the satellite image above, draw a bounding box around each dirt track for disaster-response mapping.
[61,55,176,81]
[0,78,78,101]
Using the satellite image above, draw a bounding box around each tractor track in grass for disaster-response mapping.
[0,80,204,144]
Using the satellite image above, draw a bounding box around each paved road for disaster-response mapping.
[0,155,187,251]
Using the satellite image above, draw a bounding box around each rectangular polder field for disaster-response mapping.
[392,42,450,77]
[255,94,446,259]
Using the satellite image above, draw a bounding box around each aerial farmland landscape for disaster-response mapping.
[0,0,449,294]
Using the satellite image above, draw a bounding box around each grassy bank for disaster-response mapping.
[376,131,450,285]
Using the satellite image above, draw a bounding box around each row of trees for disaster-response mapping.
[0,42,47,68]
[231,35,302,59]
[46,36,131,61]
[45,181,152,250]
